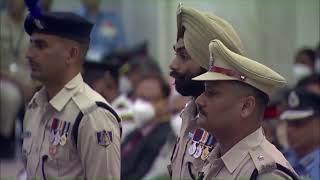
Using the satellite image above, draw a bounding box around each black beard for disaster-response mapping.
[175,78,204,97]
[170,68,206,97]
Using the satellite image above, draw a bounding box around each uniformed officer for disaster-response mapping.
[193,39,299,180]
[22,2,121,179]
[168,4,244,180]
[280,87,320,180]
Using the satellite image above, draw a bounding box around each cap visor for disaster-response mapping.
[192,71,238,81]
[280,109,314,121]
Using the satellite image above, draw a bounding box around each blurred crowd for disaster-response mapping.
[0,0,319,179]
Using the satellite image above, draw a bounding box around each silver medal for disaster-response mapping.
[52,133,60,146]
[193,145,203,158]
[49,131,55,143]
[188,142,197,155]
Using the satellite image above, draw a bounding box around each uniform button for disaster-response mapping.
[258,155,264,161]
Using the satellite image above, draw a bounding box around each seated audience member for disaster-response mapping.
[121,75,173,180]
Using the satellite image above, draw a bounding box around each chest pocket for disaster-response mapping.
[48,134,76,162]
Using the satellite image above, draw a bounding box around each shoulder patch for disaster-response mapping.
[96,130,112,147]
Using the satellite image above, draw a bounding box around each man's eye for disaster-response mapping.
[35,42,47,49]
[205,90,216,97]
[175,52,187,60]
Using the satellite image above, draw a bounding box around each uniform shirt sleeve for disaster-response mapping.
[77,107,121,179]
[257,169,295,180]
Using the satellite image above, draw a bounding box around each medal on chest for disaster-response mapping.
[201,146,210,160]
[188,141,197,155]
[188,128,216,160]
[48,118,71,156]
[193,144,203,158]
[188,129,202,156]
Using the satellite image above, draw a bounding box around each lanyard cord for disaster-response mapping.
[42,155,48,180]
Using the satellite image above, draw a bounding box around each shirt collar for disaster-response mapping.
[49,73,83,112]
[221,127,265,173]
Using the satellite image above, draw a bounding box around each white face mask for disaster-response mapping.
[293,64,312,81]
[132,98,155,128]
[170,113,182,137]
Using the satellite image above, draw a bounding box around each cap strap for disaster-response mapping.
[209,65,246,81]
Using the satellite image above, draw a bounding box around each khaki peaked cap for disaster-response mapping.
[193,40,287,97]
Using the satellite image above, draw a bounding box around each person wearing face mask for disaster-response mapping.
[293,48,316,82]
[168,3,244,180]
[121,75,173,180]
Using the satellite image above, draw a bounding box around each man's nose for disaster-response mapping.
[195,93,205,107]
[169,56,180,72]
[25,45,34,60]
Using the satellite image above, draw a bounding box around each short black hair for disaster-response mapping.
[82,61,119,87]
[229,81,269,110]
[296,48,316,64]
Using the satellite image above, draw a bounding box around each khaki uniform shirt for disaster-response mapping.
[199,127,299,180]
[22,74,121,180]
[169,99,212,180]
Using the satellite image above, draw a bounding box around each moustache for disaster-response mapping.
[28,59,39,68]
[169,70,186,80]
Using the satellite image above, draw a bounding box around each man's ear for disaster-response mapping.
[66,46,80,65]
[240,96,256,119]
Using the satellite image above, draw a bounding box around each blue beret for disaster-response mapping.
[24,12,93,43]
